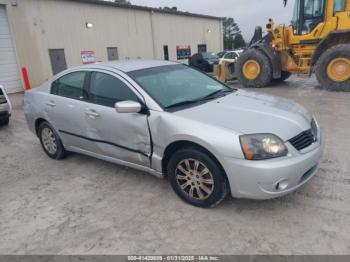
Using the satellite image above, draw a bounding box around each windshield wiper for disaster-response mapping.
[165,100,201,109]
[165,89,234,110]
[198,88,234,101]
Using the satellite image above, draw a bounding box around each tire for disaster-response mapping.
[38,121,66,160]
[315,44,350,91]
[237,49,272,88]
[0,118,9,126]
[167,147,228,208]
[272,71,292,82]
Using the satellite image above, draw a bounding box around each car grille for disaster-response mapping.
[289,119,318,151]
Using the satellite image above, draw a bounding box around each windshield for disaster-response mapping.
[291,0,301,30]
[291,0,325,35]
[202,52,219,60]
[128,64,230,109]
[217,52,226,58]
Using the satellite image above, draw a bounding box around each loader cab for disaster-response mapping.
[291,0,326,35]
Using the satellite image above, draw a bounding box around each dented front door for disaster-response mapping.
[85,104,151,166]
[83,72,151,167]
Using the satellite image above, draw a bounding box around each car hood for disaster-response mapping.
[173,90,312,141]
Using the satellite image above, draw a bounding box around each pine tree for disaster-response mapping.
[233,33,246,49]
[161,6,178,11]
[223,17,246,50]
[114,0,131,5]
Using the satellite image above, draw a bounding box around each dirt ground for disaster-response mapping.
[0,76,349,255]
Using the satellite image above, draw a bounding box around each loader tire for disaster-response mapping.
[315,44,350,91]
[237,49,272,88]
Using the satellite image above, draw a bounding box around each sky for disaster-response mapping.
[127,0,296,41]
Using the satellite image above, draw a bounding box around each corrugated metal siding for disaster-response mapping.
[152,13,222,62]
[0,5,22,93]
[0,0,222,88]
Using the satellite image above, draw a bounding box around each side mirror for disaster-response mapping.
[115,101,142,113]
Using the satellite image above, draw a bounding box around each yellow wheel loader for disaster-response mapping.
[237,0,350,91]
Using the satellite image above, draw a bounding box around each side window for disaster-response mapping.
[51,71,86,99]
[304,0,324,17]
[226,53,235,59]
[334,0,345,12]
[89,72,138,107]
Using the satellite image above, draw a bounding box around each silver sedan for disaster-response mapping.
[24,60,324,207]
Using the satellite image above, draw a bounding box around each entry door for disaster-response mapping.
[107,47,119,61]
[84,71,151,166]
[49,49,67,75]
[0,5,22,93]
[163,45,169,60]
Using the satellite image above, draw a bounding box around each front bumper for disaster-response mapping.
[223,129,324,200]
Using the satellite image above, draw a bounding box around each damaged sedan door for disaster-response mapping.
[84,70,151,167]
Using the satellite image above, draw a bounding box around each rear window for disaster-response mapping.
[334,0,346,12]
[202,52,219,60]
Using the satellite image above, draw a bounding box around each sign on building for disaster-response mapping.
[176,45,191,60]
[81,50,95,64]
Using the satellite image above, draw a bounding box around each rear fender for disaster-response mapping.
[311,30,350,66]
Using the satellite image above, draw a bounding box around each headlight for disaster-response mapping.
[239,134,288,160]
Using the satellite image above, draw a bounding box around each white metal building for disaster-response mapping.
[0,0,223,93]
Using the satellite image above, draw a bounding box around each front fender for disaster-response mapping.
[148,111,244,173]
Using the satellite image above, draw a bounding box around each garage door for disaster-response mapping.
[0,5,22,93]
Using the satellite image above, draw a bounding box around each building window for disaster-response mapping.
[107,47,119,61]
[198,44,207,53]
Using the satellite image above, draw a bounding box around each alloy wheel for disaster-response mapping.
[41,127,57,155]
[175,159,214,200]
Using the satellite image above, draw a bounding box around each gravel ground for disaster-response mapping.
[0,76,349,255]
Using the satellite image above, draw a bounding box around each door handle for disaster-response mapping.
[46,101,56,107]
[85,109,100,118]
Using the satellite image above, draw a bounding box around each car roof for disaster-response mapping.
[73,60,179,73]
